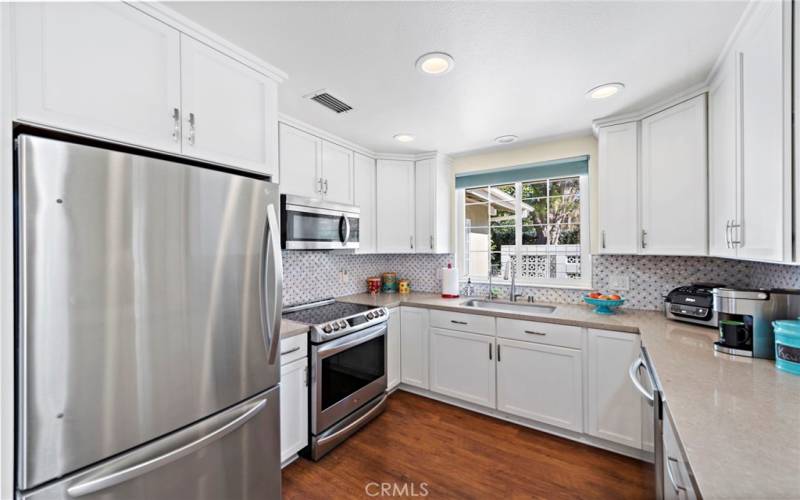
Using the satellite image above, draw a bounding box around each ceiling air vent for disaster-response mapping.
[306,90,353,114]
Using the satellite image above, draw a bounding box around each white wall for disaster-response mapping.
[452,133,600,254]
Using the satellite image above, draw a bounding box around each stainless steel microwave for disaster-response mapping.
[281,194,360,250]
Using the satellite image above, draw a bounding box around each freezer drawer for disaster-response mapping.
[16,134,283,489]
[19,386,281,500]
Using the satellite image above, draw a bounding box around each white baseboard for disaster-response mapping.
[395,384,654,463]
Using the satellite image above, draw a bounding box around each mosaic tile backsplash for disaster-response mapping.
[282,251,800,311]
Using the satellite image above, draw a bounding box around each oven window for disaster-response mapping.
[286,211,342,242]
[321,334,385,411]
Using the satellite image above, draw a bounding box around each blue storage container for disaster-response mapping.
[771,320,800,376]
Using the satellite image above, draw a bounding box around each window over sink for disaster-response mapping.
[455,157,591,288]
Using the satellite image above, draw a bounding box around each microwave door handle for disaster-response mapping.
[66,398,267,497]
[261,203,283,364]
[344,216,351,243]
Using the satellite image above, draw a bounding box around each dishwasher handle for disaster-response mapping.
[629,357,655,404]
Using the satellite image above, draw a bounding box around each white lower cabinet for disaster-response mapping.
[387,307,401,390]
[429,328,495,408]
[400,307,429,389]
[586,329,642,448]
[280,356,308,464]
[496,338,583,433]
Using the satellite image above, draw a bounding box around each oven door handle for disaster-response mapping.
[317,323,387,359]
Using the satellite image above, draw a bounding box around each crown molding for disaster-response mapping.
[130,2,288,83]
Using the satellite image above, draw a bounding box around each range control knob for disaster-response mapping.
[339,320,348,329]
[378,309,385,316]
[367,312,375,320]
[323,324,333,333]
[332,323,340,331]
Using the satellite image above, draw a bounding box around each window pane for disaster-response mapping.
[549,224,581,245]
[550,177,580,196]
[521,198,547,226]
[548,194,580,225]
[522,225,547,245]
[465,225,489,252]
[465,187,489,204]
[491,225,515,253]
[467,251,490,277]
[521,180,547,199]
[465,203,489,227]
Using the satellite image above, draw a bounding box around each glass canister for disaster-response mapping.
[382,272,398,293]
[367,277,382,295]
[398,278,411,294]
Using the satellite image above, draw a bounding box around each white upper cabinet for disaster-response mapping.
[640,94,708,255]
[320,141,354,204]
[354,153,377,254]
[13,2,181,153]
[597,122,639,254]
[736,0,790,262]
[414,156,452,254]
[279,124,322,198]
[180,35,277,176]
[708,53,739,258]
[377,160,416,253]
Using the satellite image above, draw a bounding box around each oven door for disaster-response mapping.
[312,322,387,434]
[282,202,359,250]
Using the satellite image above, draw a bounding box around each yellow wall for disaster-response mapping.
[452,133,599,254]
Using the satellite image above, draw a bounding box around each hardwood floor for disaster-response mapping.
[282,391,654,499]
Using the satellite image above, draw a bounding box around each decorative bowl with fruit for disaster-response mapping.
[583,292,625,315]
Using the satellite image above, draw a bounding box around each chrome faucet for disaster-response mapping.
[504,258,523,302]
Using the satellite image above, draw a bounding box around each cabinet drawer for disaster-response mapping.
[280,334,308,365]
[496,318,582,349]
[430,310,495,336]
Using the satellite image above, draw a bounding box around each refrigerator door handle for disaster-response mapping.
[66,398,268,497]
[262,202,283,364]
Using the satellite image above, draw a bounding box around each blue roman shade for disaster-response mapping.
[455,155,589,189]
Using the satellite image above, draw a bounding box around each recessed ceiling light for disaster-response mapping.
[495,135,518,144]
[394,133,415,143]
[586,82,625,99]
[416,52,455,75]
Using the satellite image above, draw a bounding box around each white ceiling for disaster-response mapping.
[167,1,747,156]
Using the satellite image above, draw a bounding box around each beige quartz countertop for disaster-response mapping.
[339,292,800,499]
[280,319,309,339]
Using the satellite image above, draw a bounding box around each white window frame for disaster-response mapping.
[456,174,591,289]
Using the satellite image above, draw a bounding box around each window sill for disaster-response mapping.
[460,279,592,291]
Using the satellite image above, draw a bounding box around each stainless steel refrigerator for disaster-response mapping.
[15,134,283,499]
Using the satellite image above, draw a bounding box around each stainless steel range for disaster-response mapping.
[283,299,389,460]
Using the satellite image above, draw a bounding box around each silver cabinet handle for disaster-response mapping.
[450,320,468,325]
[524,330,546,336]
[171,108,180,142]
[601,230,606,249]
[489,342,493,360]
[323,178,329,194]
[410,235,414,249]
[280,346,300,356]
[430,235,434,250]
[67,397,267,497]
[187,112,196,145]
[304,365,308,387]
[496,344,501,362]
[725,220,732,249]
[641,229,647,249]
[628,358,654,403]
[730,221,741,247]
[317,178,323,193]
[666,456,686,493]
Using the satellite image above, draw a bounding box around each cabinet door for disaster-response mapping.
[429,328,495,408]
[400,307,429,389]
[737,1,790,262]
[354,153,377,253]
[387,308,402,390]
[708,54,739,258]
[180,34,277,176]
[586,329,642,449]
[640,95,708,255]
[376,160,415,253]
[321,141,354,204]
[14,3,181,153]
[496,338,583,432]
[280,124,322,198]
[597,123,639,254]
[414,158,435,253]
[279,357,308,464]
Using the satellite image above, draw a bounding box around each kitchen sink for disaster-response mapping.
[460,299,556,315]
